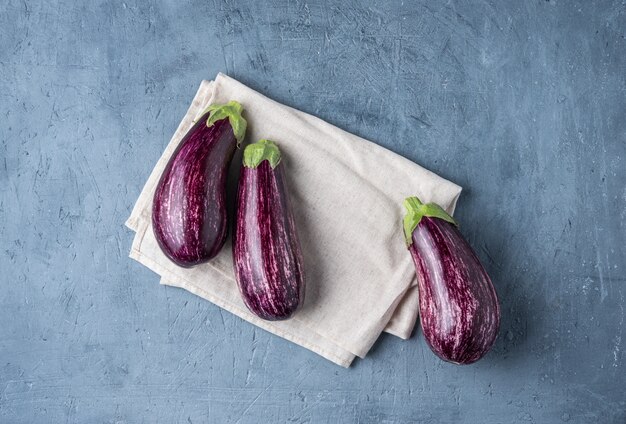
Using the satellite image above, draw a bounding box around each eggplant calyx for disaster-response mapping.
[198,100,247,146]
[243,139,282,169]
[403,196,457,246]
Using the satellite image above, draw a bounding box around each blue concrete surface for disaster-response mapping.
[1,0,625,422]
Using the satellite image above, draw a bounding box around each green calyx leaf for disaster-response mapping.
[403,196,457,246]
[243,139,282,169]
[197,100,247,146]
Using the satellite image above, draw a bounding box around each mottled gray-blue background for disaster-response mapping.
[1,0,625,422]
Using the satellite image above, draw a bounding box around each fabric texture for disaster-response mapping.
[126,73,462,367]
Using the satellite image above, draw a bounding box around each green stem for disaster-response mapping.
[243,139,282,169]
[403,196,457,246]
[197,100,247,146]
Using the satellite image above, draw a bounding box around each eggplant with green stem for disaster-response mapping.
[152,101,247,267]
[233,140,305,320]
[403,196,500,364]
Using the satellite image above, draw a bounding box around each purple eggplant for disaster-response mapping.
[233,140,305,320]
[152,101,247,267]
[403,197,500,364]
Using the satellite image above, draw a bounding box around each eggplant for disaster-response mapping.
[152,101,247,267]
[403,196,500,364]
[233,140,305,320]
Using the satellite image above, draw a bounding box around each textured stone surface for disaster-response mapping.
[1,0,625,422]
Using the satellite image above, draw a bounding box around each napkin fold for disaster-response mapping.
[126,73,461,367]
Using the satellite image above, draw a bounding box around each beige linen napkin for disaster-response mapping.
[126,73,461,367]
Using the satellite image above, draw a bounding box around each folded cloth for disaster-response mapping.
[126,73,461,367]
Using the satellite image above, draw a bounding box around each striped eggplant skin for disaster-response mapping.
[152,102,246,268]
[233,140,305,321]
[404,197,500,365]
